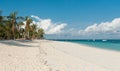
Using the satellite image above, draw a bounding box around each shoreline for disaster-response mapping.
[0,40,120,71]
[53,40,120,52]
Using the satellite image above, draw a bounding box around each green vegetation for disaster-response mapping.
[0,11,44,40]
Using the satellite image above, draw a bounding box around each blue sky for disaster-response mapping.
[1,0,120,39]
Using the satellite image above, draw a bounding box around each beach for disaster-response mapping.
[0,40,120,71]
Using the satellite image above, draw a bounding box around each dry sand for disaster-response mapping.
[0,40,120,71]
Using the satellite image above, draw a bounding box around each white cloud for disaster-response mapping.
[78,18,120,35]
[31,15,67,34]
[47,24,67,34]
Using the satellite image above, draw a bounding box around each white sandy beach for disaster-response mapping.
[0,40,120,71]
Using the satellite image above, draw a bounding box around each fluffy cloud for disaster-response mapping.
[78,18,120,35]
[31,15,67,34]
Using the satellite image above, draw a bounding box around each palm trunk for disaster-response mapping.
[12,21,15,40]
[13,24,15,40]
[28,31,29,39]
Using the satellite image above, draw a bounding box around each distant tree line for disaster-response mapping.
[0,11,44,40]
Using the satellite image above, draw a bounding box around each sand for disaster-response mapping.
[0,40,120,71]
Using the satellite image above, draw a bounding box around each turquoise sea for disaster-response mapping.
[53,39,120,51]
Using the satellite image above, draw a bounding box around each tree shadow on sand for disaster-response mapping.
[0,40,34,47]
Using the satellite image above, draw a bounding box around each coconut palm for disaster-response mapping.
[38,28,44,39]
[0,10,3,22]
[0,10,5,39]
[5,12,18,40]
[7,12,25,40]
[17,21,24,38]
[25,16,33,39]
[31,24,37,39]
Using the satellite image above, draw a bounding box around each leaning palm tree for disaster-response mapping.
[25,16,32,39]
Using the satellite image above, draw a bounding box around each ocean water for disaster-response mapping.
[54,39,120,51]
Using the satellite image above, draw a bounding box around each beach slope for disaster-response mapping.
[0,40,120,71]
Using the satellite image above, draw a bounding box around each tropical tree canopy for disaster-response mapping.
[0,11,45,40]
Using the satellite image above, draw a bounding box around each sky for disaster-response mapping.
[1,0,120,39]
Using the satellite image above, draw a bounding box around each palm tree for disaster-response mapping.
[37,28,44,39]
[7,12,24,40]
[6,12,18,40]
[0,10,5,39]
[0,10,3,22]
[0,23,5,39]
[17,21,24,38]
[5,21,13,39]
[25,16,32,39]
[31,24,37,39]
